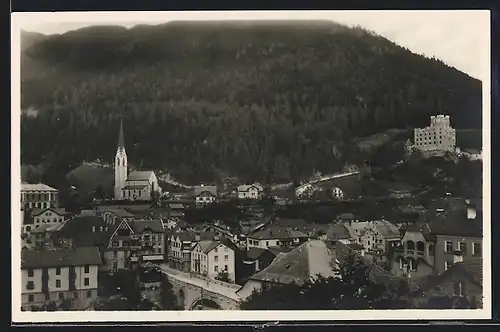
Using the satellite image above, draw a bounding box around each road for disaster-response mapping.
[295,171,360,196]
[157,264,241,301]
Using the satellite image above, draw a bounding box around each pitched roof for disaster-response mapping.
[58,216,108,237]
[21,247,102,269]
[174,230,216,242]
[31,208,67,217]
[117,120,125,150]
[326,223,357,240]
[21,183,57,192]
[131,219,164,233]
[249,240,338,284]
[127,170,155,181]
[419,258,483,292]
[101,208,135,217]
[250,226,309,240]
[429,210,483,238]
[371,220,401,239]
[193,185,217,196]
[238,184,263,192]
[197,240,220,254]
[30,222,66,234]
[246,247,274,260]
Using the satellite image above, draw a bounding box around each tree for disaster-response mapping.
[159,277,182,310]
[240,253,411,310]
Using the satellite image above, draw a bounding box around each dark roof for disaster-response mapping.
[419,258,483,292]
[193,185,217,196]
[21,247,102,269]
[429,210,483,238]
[131,219,164,233]
[31,208,67,217]
[122,184,148,190]
[173,230,216,242]
[59,216,108,237]
[127,170,155,181]
[371,220,400,239]
[326,223,357,240]
[250,226,309,240]
[250,240,337,284]
[246,247,272,260]
[100,208,135,217]
[117,120,125,150]
[346,243,364,250]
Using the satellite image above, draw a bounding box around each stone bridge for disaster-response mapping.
[158,264,241,310]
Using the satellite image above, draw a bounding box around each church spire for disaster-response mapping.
[118,120,125,150]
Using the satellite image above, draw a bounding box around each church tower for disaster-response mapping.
[114,120,128,200]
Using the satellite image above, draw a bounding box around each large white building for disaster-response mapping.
[414,115,456,152]
[21,247,102,311]
[114,121,161,201]
[21,183,59,210]
[190,239,236,282]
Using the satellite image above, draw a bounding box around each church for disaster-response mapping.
[114,121,162,201]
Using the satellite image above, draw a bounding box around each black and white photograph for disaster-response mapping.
[11,10,491,322]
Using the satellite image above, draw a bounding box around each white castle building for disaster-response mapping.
[114,121,161,201]
[414,115,456,152]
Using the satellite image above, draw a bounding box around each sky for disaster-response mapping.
[14,10,490,80]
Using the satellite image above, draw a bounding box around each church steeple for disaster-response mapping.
[118,120,125,151]
[114,120,128,200]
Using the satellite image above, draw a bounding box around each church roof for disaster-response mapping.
[127,170,155,181]
[118,120,125,150]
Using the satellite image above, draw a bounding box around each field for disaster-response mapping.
[66,164,114,196]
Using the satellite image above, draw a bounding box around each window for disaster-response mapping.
[214,265,219,272]
[214,256,219,263]
[473,243,482,256]
[27,281,34,290]
[74,292,79,299]
[224,265,228,271]
[416,241,425,252]
[59,292,64,300]
[56,267,61,275]
[224,255,228,261]
[87,290,92,298]
[445,261,452,271]
[28,294,34,302]
[113,251,118,259]
[113,262,118,270]
[458,242,467,254]
[454,281,464,297]
[84,265,90,273]
[84,278,90,286]
[266,241,269,246]
[445,241,453,253]
[214,248,218,253]
[224,247,228,252]
[428,244,435,256]
[56,280,61,288]
[27,269,34,277]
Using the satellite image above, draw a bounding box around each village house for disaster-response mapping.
[21,247,102,311]
[99,208,135,225]
[31,207,68,226]
[168,203,185,219]
[237,183,264,200]
[167,231,216,272]
[103,218,166,272]
[346,220,401,255]
[21,183,59,210]
[246,226,309,250]
[415,258,483,309]
[28,222,67,249]
[391,199,482,279]
[323,223,358,245]
[192,185,217,206]
[190,239,237,282]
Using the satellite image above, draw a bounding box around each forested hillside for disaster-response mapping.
[20,21,482,185]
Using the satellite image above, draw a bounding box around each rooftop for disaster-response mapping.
[31,208,67,217]
[127,170,155,181]
[21,183,57,192]
[238,184,264,192]
[250,226,309,240]
[131,219,165,233]
[21,247,102,269]
[193,185,217,196]
[429,210,483,238]
[249,240,337,285]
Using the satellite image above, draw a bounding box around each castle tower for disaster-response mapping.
[114,120,128,200]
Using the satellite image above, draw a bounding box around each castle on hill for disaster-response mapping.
[114,121,162,201]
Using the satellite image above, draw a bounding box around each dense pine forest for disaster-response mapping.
[20,21,482,185]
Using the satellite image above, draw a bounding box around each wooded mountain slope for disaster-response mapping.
[20,21,482,185]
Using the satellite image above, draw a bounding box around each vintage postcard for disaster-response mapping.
[11,10,491,323]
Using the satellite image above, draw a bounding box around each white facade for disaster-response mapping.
[21,183,59,210]
[191,242,235,282]
[238,184,263,199]
[414,115,456,152]
[332,187,344,200]
[196,191,216,206]
[33,208,66,225]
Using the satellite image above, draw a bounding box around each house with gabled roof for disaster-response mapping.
[192,185,218,206]
[167,230,216,272]
[31,207,69,226]
[21,247,102,311]
[103,218,166,272]
[238,183,264,200]
[190,238,237,282]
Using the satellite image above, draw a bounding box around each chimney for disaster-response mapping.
[467,204,477,219]
[453,250,463,264]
